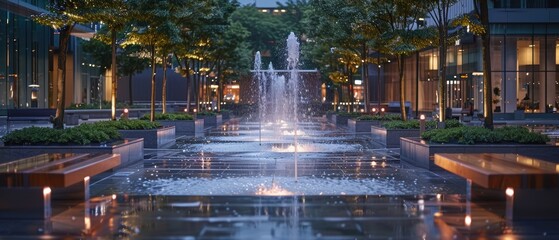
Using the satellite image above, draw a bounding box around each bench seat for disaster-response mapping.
[0,153,120,219]
[434,153,559,220]
[435,153,559,189]
[0,153,120,188]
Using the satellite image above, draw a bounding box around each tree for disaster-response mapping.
[127,0,182,121]
[454,0,493,129]
[426,0,459,123]
[477,0,493,129]
[370,0,433,120]
[207,20,251,111]
[119,45,149,106]
[33,0,97,129]
[173,0,239,113]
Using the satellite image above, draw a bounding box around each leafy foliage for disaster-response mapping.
[93,120,161,130]
[382,119,462,130]
[140,113,194,121]
[2,124,120,146]
[421,126,549,144]
[357,113,401,121]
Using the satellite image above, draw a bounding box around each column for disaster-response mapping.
[504,38,517,113]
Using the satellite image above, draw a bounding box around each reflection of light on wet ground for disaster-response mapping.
[281,130,306,136]
[256,182,293,196]
[130,176,444,196]
[271,144,311,152]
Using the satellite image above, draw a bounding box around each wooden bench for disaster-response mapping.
[0,153,120,219]
[434,153,559,220]
[6,108,55,132]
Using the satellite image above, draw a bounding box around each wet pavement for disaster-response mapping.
[1,118,558,239]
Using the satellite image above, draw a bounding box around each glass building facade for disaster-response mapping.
[0,1,96,112]
[380,0,559,115]
[0,1,51,109]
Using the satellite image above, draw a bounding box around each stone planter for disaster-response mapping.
[197,114,222,128]
[514,110,525,120]
[400,137,559,170]
[64,113,79,125]
[221,112,231,120]
[348,119,380,133]
[371,126,420,148]
[158,119,204,137]
[0,138,144,169]
[332,114,351,126]
[118,126,175,148]
[326,112,334,122]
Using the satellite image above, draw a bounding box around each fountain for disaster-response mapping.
[255,32,302,181]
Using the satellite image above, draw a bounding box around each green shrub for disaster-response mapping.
[356,115,378,121]
[140,113,193,121]
[356,113,401,121]
[382,120,420,129]
[1,124,121,146]
[421,126,549,144]
[337,112,362,118]
[93,119,161,130]
[382,119,463,130]
[197,111,217,116]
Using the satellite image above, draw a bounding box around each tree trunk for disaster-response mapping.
[362,45,370,113]
[53,24,74,129]
[217,61,222,112]
[162,53,167,114]
[110,29,117,121]
[128,74,133,106]
[480,0,494,129]
[398,54,407,121]
[185,59,191,112]
[195,60,200,111]
[437,25,447,123]
[149,45,156,122]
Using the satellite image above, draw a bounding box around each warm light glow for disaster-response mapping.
[420,114,425,120]
[372,108,377,112]
[85,216,91,231]
[371,161,377,167]
[282,130,306,136]
[272,144,310,152]
[184,108,188,112]
[124,108,129,113]
[506,187,514,197]
[43,187,51,196]
[84,176,90,182]
[112,194,117,200]
[256,183,293,196]
[465,215,472,226]
[210,85,219,89]
[193,109,197,113]
[434,212,443,217]
[436,194,441,200]
[380,108,385,112]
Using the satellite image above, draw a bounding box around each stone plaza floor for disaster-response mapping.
[0,117,558,239]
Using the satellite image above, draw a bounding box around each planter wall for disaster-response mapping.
[371,126,420,148]
[118,126,175,148]
[348,119,380,133]
[158,119,203,137]
[332,114,351,126]
[400,137,559,170]
[197,114,222,128]
[66,108,150,119]
[0,138,144,168]
[221,112,231,120]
